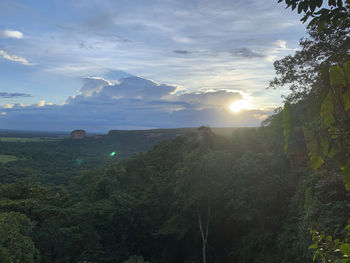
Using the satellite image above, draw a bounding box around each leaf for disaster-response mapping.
[346,224,350,231]
[343,91,350,111]
[310,78,329,121]
[298,2,304,13]
[310,155,324,170]
[303,2,309,12]
[310,1,317,12]
[308,243,318,249]
[316,0,323,7]
[340,243,350,256]
[301,15,309,23]
[330,65,346,87]
[320,92,335,127]
[341,161,350,190]
[303,127,324,169]
[329,0,337,6]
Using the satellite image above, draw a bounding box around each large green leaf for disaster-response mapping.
[330,65,345,87]
[320,92,335,127]
[303,127,324,169]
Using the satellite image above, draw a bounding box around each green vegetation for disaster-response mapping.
[0,155,18,164]
[0,137,58,142]
[0,1,348,263]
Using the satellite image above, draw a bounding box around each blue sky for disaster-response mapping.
[0,0,306,132]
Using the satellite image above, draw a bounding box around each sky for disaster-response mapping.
[0,0,306,132]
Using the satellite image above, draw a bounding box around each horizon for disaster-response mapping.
[0,126,258,135]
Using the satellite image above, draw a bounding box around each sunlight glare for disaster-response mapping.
[229,100,252,113]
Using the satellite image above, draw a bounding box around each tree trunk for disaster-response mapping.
[198,206,210,263]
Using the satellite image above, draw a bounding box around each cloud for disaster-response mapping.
[1,103,24,109]
[37,100,45,107]
[174,50,191,55]
[0,92,31,98]
[230,48,264,59]
[0,76,272,131]
[2,29,23,39]
[172,36,193,43]
[274,40,287,50]
[0,49,33,65]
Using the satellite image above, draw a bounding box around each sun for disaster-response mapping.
[229,100,252,112]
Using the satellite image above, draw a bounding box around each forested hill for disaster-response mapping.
[0,127,240,184]
[0,115,349,262]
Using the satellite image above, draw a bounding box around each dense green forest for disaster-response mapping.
[0,1,349,262]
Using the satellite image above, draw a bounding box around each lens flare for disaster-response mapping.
[76,158,83,166]
[110,152,116,156]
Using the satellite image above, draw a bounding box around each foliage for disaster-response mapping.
[0,212,40,263]
[0,124,311,262]
[269,12,350,102]
[0,154,18,164]
[278,0,350,24]
[123,255,150,263]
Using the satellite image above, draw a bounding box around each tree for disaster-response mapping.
[276,1,350,261]
[0,212,39,263]
[269,12,350,102]
[278,0,350,24]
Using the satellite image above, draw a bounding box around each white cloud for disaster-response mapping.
[2,29,23,39]
[274,40,287,50]
[0,49,33,65]
[0,75,273,131]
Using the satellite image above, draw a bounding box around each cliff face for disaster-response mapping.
[70,130,86,139]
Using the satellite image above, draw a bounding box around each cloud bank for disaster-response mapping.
[0,76,272,132]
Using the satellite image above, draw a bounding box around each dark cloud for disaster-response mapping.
[174,50,191,55]
[0,92,32,98]
[230,48,264,58]
[0,76,271,132]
